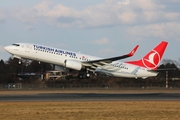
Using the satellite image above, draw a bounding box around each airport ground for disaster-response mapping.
[1,89,180,95]
[0,89,180,120]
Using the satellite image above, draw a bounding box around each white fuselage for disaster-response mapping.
[95,62,157,78]
[4,43,158,78]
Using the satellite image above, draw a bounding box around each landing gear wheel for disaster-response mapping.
[78,73,90,79]
[78,74,83,79]
[86,73,90,78]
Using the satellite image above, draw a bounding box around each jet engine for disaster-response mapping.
[64,59,82,70]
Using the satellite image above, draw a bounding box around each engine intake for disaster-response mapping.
[64,59,82,70]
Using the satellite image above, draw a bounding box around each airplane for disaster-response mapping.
[4,41,167,79]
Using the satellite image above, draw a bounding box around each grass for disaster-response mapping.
[0,101,180,120]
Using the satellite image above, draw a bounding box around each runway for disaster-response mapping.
[1,93,180,101]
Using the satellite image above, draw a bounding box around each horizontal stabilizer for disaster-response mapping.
[148,68,177,72]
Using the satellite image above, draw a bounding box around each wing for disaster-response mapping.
[82,45,139,71]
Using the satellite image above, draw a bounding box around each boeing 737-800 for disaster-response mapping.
[4,41,168,79]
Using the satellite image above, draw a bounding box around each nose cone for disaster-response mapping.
[4,46,12,53]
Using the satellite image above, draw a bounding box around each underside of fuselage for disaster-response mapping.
[95,67,158,79]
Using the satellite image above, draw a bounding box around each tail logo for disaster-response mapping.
[142,50,160,69]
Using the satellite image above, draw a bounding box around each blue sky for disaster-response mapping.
[0,0,180,62]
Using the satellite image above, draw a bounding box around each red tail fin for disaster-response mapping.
[126,41,168,70]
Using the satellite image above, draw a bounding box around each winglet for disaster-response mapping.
[127,45,139,57]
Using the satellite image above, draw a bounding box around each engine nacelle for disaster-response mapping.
[64,59,82,70]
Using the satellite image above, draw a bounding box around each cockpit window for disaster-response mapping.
[12,44,20,46]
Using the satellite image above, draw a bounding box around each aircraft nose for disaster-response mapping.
[4,46,12,52]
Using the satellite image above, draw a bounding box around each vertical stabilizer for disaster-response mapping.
[126,41,168,70]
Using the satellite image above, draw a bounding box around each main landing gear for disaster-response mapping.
[18,60,22,64]
[78,69,91,79]
[78,73,90,79]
